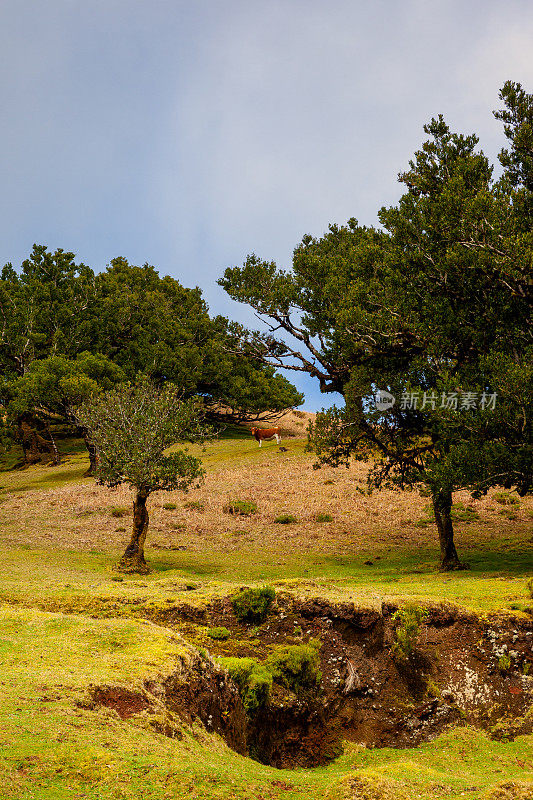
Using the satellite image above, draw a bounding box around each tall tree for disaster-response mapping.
[220,85,532,569]
[76,380,206,573]
[0,251,303,467]
[0,245,96,378]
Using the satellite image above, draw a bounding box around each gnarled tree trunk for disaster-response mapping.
[432,490,464,570]
[81,429,99,477]
[16,413,60,466]
[117,488,150,574]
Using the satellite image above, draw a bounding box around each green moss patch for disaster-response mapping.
[218,656,272,713]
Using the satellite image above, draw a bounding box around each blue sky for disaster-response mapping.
[1,1,532,409]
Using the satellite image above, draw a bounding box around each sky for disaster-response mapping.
[1,1,532,410]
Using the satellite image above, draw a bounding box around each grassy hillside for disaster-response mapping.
[1,433,532,799]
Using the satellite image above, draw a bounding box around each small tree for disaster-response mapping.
[76,380,206,573]
[6,352,125,472]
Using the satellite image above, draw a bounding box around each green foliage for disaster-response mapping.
[316,512,333,522]
[163,503,177,510]
[219,656,272,713]
[231,586,275,623]
[75,379,206,494]
[0,246,303,458]
[391,605,428,663]
[274,513,297,524]
[220,640,322,710]
[224,500,257,516]
[207,627,231,641]
[498,654,511,672]
[266,639,322,693]
[7,352,125,418]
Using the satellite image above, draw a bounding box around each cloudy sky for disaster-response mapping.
[1,1,532,409]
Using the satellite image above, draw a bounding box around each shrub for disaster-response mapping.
[184,500,204,511]
[391,605,428,663]
[110,506,128,518]
[231,586,275,623]
[219,657,272,713]
[207,626,231,641]
[316,512,333,523]
[266,639,322,693]
[163,502,177,510]
[274,513,297,524]
[224,500,257,516]
[498,654,511,672]
[493,492,520,505]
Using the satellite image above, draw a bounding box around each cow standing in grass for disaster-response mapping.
[250,426,281,447]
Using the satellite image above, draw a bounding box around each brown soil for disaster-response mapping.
[91,595,533,769]
[90,651,247,753]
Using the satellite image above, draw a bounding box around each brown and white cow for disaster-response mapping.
[250,426,281,447]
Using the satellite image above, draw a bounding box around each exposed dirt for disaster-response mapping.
[90,651,247,752]
[92,595,533,769]
[90,686,152,719]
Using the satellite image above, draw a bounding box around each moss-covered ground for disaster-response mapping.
[1,433,532,799]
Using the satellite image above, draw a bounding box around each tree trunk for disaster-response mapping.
[81,429,99,477]
[117,489,150,574]
[45,423,61,466]
[16,414,58,466]
[432,490,464,570]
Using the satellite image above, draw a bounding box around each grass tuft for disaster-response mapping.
[110,506,129,518]
[224,500,258,516]
[274,513,297,524]
[207,626,231,641]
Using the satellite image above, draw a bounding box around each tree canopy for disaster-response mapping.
[0,250,303,465]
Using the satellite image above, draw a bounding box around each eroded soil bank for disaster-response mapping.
[94,595,533,769]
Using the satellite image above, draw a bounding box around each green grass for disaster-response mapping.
[0,541,531,614]
[0,604,531,800]
[1,434,532,799]
[274,513,298,524]
[223,500,258,516]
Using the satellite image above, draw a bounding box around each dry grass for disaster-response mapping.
[1,435,531,570]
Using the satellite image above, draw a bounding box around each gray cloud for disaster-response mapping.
[1,0,532,408]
